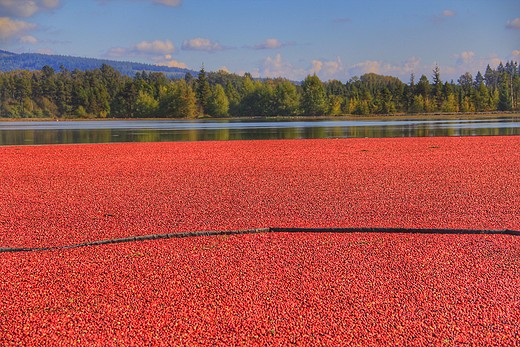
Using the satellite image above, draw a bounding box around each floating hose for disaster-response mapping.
[1,227,519,253]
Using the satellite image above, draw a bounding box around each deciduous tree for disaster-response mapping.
[301,74,327,116]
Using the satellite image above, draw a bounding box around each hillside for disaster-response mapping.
[0,50,193,78]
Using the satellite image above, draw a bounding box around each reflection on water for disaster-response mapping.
[0,116,519,146]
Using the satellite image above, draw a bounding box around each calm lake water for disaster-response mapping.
[1,115,519,146]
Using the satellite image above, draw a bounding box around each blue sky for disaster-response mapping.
[1,0,519,82]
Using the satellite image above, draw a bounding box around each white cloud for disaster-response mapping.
[258,56,419,82]
[254,39,282,50]
[153,54,189,69]
[0,17,36,40]
[96,0,181,8]
[309,57,346,80]
[441,10,456,17]
[133,39,176,54]
[252,53,515,83]
[432,9,457,23]
[251,38,294,50]
[506,18,520,29]
[310,60,322,74]
[20,34,37,44]
[450,51,502,72]
[256,55,347,81]
[259,54,305,80]
[432,52,503,81]
[451,51,475,65]
[348,56,421,79]
[157,60,188,69]
[150,0,180,6]
[182,38,227,52]
[344,53,505,82]
[323,57,345,79]
[0,0,60,18]
[219,66,230,73]
[182,37,228,52]
[107,46,127,57]
[108,39,177,57]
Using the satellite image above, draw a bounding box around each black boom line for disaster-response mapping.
[1,227,519,253]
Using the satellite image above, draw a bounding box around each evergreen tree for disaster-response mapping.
[416,75,430,98]
[184,72,195,88]
[432,65,442,110]
[379,87,396,114]
[474,71,485,88]
[513,74,520,110]
[432,65,441,85]
[458,72,473,95]
[409,72,415,89]
[196,67,211,114]
[475,82,490,111]
[120,81,138,117]
[484,64,498,89]
[14,75,31,115]
[498,72,512,111]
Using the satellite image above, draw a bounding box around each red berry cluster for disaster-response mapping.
[1,136,519,345]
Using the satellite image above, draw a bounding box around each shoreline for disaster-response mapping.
[1,111,519,122]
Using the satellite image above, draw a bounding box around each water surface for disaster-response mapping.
[0,115,519,146]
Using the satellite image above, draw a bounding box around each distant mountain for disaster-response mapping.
[0,50,194,78]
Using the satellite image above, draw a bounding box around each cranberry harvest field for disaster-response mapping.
[1,137,520,345]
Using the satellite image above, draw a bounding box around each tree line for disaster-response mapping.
[0,61,518,119]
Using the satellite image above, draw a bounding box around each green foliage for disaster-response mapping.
[0,61,518,119]
[416,75,430,98]
[474,82,490,111]
[442,94,458,113]
[206,84,229,117]
[159,79,197,118]
[237,80,275,116]
[498,73,513,111]
[134,90,159,118]
[301,74,327,116]
[74,105,88,118]
[196,67,211,114]
[410,95,425,113]
[458,72,473,95]
[274,81,300,116]
[224,81,240,116]
[460,96,475,113]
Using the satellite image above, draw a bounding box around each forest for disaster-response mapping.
[0,50,189,79]
[0,61,518,119]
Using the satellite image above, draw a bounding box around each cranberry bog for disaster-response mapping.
[1,137,519,345]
